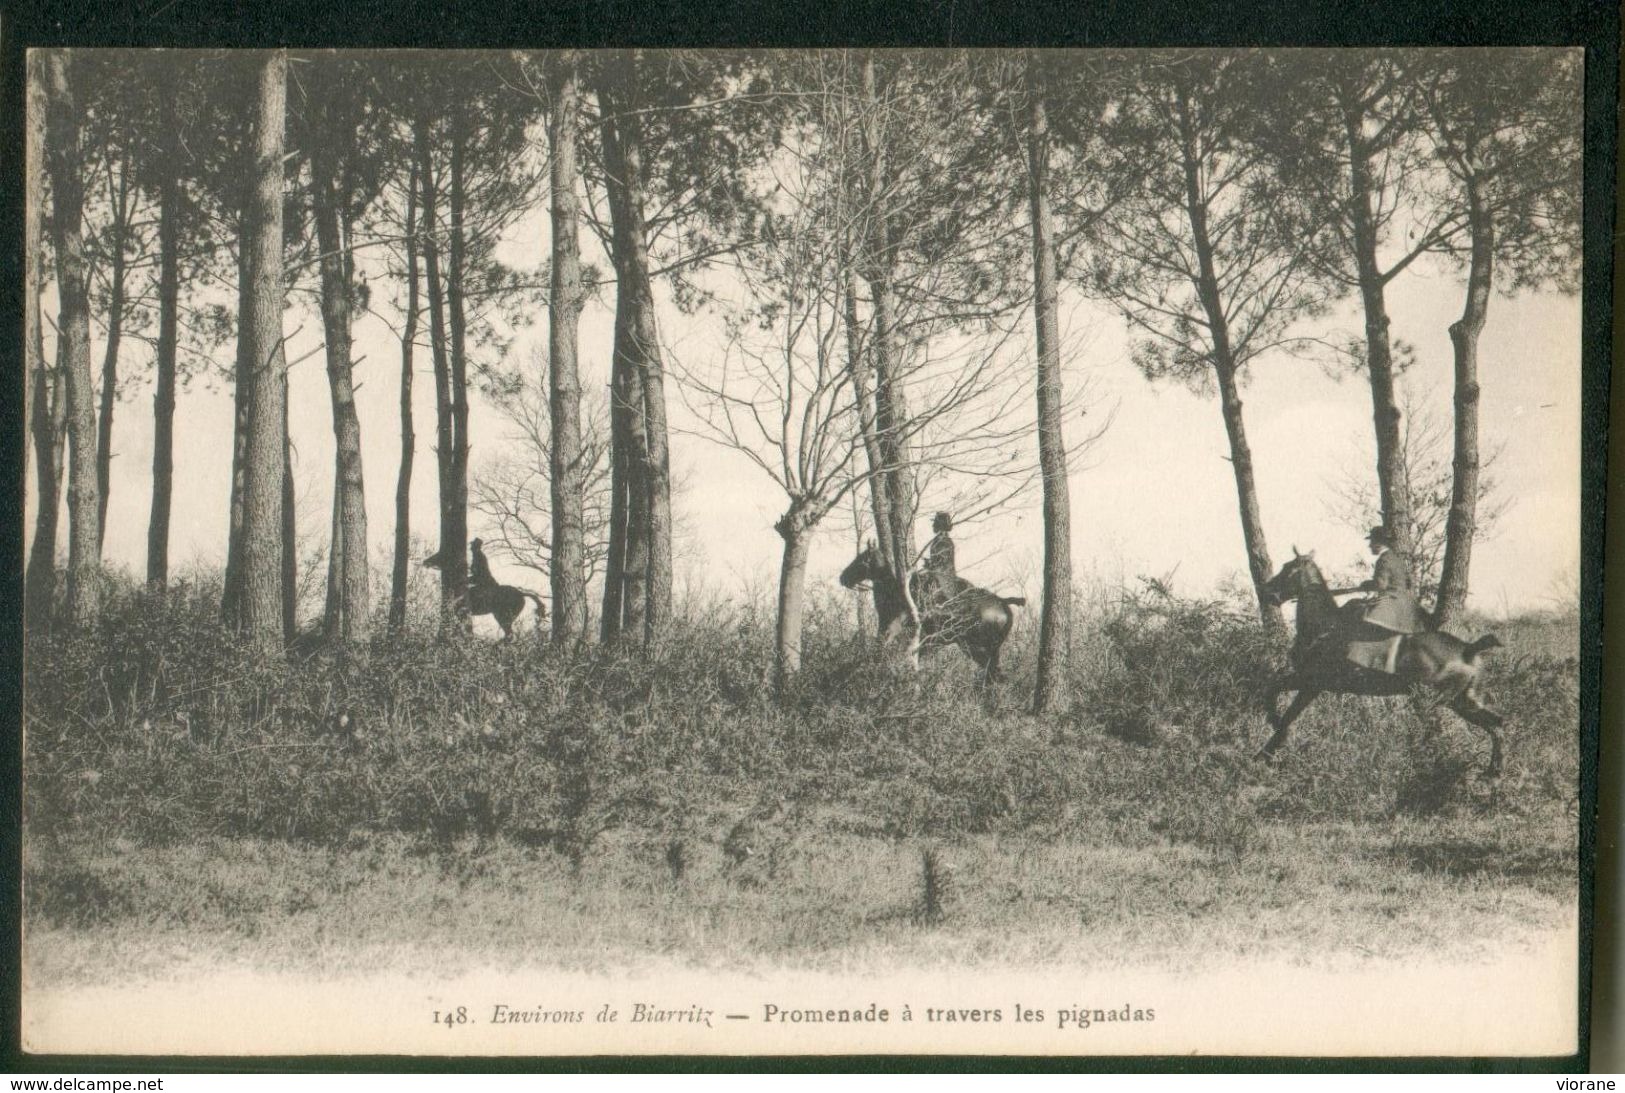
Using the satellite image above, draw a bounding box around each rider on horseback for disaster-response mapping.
[1349,525,1426,672]
[470,538,497,588]
[918,512,970,614]
[840,537,1026,682]
[422,538,546,640]
[1257,546,1505,774]
[468,538,497,614]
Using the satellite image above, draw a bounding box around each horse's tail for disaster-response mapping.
[1462,634,1502,663]
[1001,596,1027,607]
[520,590,548,618]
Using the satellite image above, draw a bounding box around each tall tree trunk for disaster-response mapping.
[856,53,914,590]
[1434,175,1492,627]
[597,55,672,645]
[390,161,420,635]
[1176,85,1283,631]
[547,53,589,644]
[311,126,371,644]
[600,384,629,642]
[1212,365,1282,624]
[95,171,128,553]
[238,49,291,649]
[27,318,63,632]
[609,304,650,638]
[222,209,252,626]
[446,95,472,627]
[1027,73,1074,714]
[95,158,134,553]
[324,476,342,633]
[148,91,180,591]
[415,120,465,624]
[839,84,895,635]
[868,278,914,583]
[844,269,894,596]
[47,347,71,616]
[848,494,871,636]
[50,349,69,533]
[43,51,101,630]
[1342,102,1414,562]
[25,54,60,631]
[772,507,814,695]
[596,72,644,643]
[282,419,297,644]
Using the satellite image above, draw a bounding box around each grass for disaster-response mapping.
[23,819,1573,988]
[20,569,1581,981]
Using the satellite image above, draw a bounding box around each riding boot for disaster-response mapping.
[1385,635,1401,674]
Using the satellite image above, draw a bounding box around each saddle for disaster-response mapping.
[1346,633,1404,674]
[910,572,976,625]
[467,581,496,616]
[1333,602,1410,674]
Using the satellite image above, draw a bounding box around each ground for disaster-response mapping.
[22,820,1577,1056]
[19,588,1583,1056]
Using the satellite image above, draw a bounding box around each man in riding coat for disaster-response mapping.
[1358,524,1427,638]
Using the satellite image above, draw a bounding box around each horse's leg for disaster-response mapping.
[1263,677,1284,728]
[1448,693,1506,778]
[1258,683,1319,761]
[959,642,986,695]
[977,647,1003,713]
[1407,682,1444,736]
[496,600,518,642]
[964,640,999,694]
[880,614,908,645]
[1261,672,1296,732]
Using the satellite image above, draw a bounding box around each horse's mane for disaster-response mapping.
[843,548,907,626]
[1287,555,1342,631]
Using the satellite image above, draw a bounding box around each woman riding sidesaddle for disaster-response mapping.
[1344,525,1427,672]
[916,511,971,614]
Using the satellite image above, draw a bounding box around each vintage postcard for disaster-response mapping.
[17,44,1598,1059]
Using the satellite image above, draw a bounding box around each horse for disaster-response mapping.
[838,540,1026,681]
[1258,548,1506,775]
[422,543,547,642]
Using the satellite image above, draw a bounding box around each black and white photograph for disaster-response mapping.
[17,45,1595,1058]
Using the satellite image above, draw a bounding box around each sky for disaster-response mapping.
[23,59,1585,627]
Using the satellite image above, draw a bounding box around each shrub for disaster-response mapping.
[21,566,1580,865]
[1081,580,1284,748]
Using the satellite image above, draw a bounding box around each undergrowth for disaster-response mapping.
[23,571,1580,878]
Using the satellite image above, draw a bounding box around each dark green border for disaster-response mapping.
[0,0,1615,1075]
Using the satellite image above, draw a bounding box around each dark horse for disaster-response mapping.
[839,541,1026,681]
[422,543,546,641]
[1258,549,1506,775]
